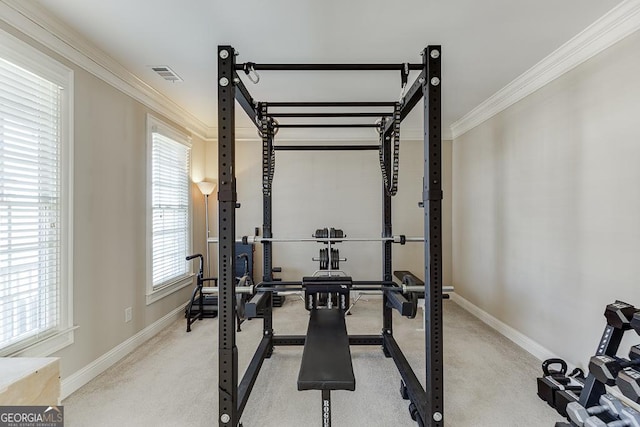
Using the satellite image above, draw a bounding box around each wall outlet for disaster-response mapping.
[125,307,132,323]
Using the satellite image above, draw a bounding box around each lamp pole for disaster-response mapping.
[204,193,210,277]
[196,181,216,277]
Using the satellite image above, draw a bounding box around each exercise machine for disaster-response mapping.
[215,44,444,426]
[184,243,255,332]
[184,254,218,332]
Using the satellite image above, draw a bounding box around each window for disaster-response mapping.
[146,115,192,304]
[0,30,74,356]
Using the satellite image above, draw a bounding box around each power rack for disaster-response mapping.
[216,44,443,426]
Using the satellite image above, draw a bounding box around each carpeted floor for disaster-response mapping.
[62,297,560,426]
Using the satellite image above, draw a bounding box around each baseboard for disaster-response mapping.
[450,293,556,363]
[60,304,185,399]
[450,295,640,411]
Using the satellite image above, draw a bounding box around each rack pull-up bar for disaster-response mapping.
[267,101,395,108]
[275,123,380,129]
[236,63,424,71]
[274,145,379,151]
[270,112,392,118]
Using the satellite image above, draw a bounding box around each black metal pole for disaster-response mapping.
[422,45,443,426]
[274,123,380,128]
[236,63,424,71]
[234,73,260,124]
[267,101,396,108]
[579,325,624,407]
[237,337,271,417]
[381,117,393,349]
[270,112,392,118]
[218,44,239,427]
[274,145,379,151]
[260,103,275,353]
[322,389,332,427]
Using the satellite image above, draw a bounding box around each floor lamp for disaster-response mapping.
[196,180,216,277]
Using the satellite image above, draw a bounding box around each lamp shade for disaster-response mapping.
[196,180,216,195]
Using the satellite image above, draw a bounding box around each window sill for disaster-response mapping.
[3,327,78,357]
[146,274,194,305]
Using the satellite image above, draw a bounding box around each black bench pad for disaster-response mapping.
[393,270,424,286]
[297,309,355,391]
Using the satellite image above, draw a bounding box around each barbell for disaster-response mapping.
[207,235,423,244]
[205,283,454,295]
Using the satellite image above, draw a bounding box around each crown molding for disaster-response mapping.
[450,0,640,140]
[0,0,212,140]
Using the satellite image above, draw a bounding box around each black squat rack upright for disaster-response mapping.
[216,44,443,426]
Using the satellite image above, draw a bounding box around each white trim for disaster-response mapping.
[146,275,194,305]
[63,61,75,348]
[0,0,210,139]
[0,24,69,84]
[450,0,640,139]
[146,114,193,303]
[148,114,192,148]
[0,26,75,357]
[8,327,78,358]
[450,293,556,362]
[60,304,185,399]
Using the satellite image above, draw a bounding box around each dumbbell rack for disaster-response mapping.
[554,301,640,426]
[579,302,631,408]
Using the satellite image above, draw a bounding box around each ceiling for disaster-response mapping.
[33,0,622,139]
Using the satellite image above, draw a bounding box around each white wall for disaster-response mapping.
[452,30,640,366]
[206,137,453,286]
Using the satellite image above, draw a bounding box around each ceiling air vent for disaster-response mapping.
[151,66,183,82]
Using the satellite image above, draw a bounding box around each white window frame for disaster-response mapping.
[0,29,75,357]
[146,114,193,305]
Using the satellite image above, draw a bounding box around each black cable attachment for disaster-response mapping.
[261,104,275,196]
[378,103,402,196]
[399,63,410,102]
[243,62,260,84]
[243,62,255,74]
[401,63,409,87]
[390,102,401,195]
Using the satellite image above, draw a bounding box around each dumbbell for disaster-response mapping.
[584,406,640,427]
[567,394,623,426]
[617,367,640,403]
[605,301,638,330]
[589,346,640,385]
[632,312,640,334]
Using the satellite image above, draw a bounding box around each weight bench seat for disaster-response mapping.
[297,309,356,391]
[393,270,424,286]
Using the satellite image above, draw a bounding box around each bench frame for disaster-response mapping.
[216,45,443,426]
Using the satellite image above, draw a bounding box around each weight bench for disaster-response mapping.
[298,308,355,426]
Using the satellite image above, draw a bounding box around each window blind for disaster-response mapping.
[151,131,190,288]
[0,57,62,350]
